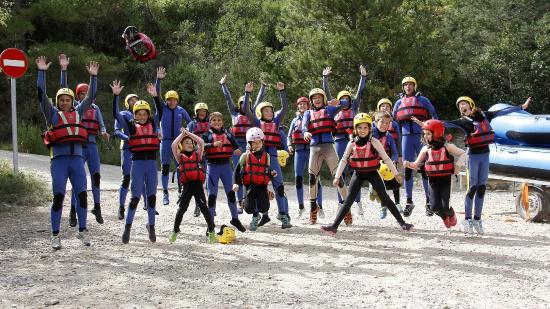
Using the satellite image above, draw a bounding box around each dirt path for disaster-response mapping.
[1,152,549,308]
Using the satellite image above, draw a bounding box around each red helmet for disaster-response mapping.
[122,26,157,63]
[422,119,445,140]
[296,96,310,108]
[75,83,89,96]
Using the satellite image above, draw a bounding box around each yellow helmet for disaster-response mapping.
[401,76,417,91]
[55,88,75,105]
[378,162,395,181]
[456,96,475,110]
[353,113,373,128]
[124,94,139,110]
[377,98,393,111]
[165,90,179,101]
[237,95,251,110]
[308,88,327,105]
[336,90,352,101]
[216,225,236,244]
[194,102,209,115]
[277,150,289,167]
[255,101,274,119]
[133,100,151,115]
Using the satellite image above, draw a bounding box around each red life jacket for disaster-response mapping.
[193,121,210,136]
[335,109,354,134]
[466,118,494,148]
[377,134,392,158]
[128,122,160,152]
[178,151,205,184]
[388,121,399,143]
[349,141,380,173]
[261,122,281,148]
[231,114,251,138]
[308,108,336,135]
[43,111,88,147]
[82,107,100,135]
[291,117,308,145]
[243,151,270,185]
[395,96,428,122]
[424,146,454,177]
[205,132,233,159]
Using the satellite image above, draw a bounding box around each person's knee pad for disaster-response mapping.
[52,193,64,211]
[477,185,486,198]
[129,197,139,210]
[147,195,156,209]
[121,175,130,189]
[92,172,100,187]
[276,185,285,197]
[467,185,477,199]
[405,168,412,181]
[308,174,316,186]
[295,176,303,189]
[208,195,217,208]
[227,191,236,204]
[162,164,170,176]
[77,191,88,209]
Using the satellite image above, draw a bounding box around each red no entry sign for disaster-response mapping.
[0,48,29,79]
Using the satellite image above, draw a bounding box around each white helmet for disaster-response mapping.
[246,127,264,142]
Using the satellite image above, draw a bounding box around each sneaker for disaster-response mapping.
[207,231,217,244]
[249,215,261,231]
[76,230,91,246]
[403,202,415,217]
[318,208,325,219]
[320,225,337,236]
[400,223,415,232]
[91,206,104,224]
[309,207,318,225]
[343,211,353,226]
[463,219,474,234]
[163,193,169,205]
[280,214,292,229]
[169,231,178,244]
[69,207,77,227]
[425,203,434,217]
[298,208,305,218]
[230,218,246,232]
[356,202,364,216]
[118,207,125,221]
[51,235,61,250]
[379,207,387,219]
[122,224,131,244]
[448,213,457,227]
[259,214,271,227]
[395,203,403,213]
[193,205,201,217]
[472,219,484,235]
[443,217,451,229]
[146,224,156,243]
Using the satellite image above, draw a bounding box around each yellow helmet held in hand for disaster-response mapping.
[456,96,475,110]
[133,100,151,115]
[255,101,274,119]
[165,90,179,101]
[353,113,373,128]
[401,76,417,91]
[336,90,352,101]
[194,102,209,115]
[378,162,395,181]
[277,150,290,167]
[55,88,75,105]
[216,225,236,244]
[377,98,393,111]
[124,94,139,110]
[308,88,327,105]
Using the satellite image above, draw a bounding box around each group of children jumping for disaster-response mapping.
[36,54,532,249]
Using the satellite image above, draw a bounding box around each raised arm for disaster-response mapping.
[242,84,256,124]
[36,56,54,126]
[110,80,127,126]
[275,82,288,123]
[353,65,367,112]
[147,83,163,121]
[322,66,333,101]
[59,54,69,88]
[155,67,167,106]
[220,75,238,116]
[253,83,267,113]
[75,61,99,115]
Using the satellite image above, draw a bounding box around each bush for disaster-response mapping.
[0,159,50,208]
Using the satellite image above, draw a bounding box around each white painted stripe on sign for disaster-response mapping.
[3,59,25,67]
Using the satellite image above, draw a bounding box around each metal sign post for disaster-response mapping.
[11,77,18,173]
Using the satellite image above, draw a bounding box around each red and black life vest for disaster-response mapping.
[128,122,160,152]
[291,117,308,145]
[231,114,251,138]
[205,132,233,159]
[261,122,281,148]
[243,151,270,185]
[193,121,210,136]
[335,109,354,134]
[388,121,399,143]
[466,118,494,148]
[377,134,392,158]
[395,96,428,122]
[349,141,380,173]
[43,111,88,147]
[308,108,336,135]
[178,151,205,184]
[81,107,100,135]
[424,146,454,177]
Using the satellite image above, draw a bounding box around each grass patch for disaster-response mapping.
[0,159,50,208]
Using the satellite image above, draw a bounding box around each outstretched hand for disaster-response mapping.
[328,98,338,106]
[110,80,124,95]
[220,74,227,84]
[59,54,70,70]
[323,66,332,76]
[359,64,367,76]
[157,67,166,80]
[410,116,424,127]
[146,83,157,97]
[86,61,100,76]
[522,97,531,110]
[35,56,52,71]
[276,82,285,91]
[245,82,254,93]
